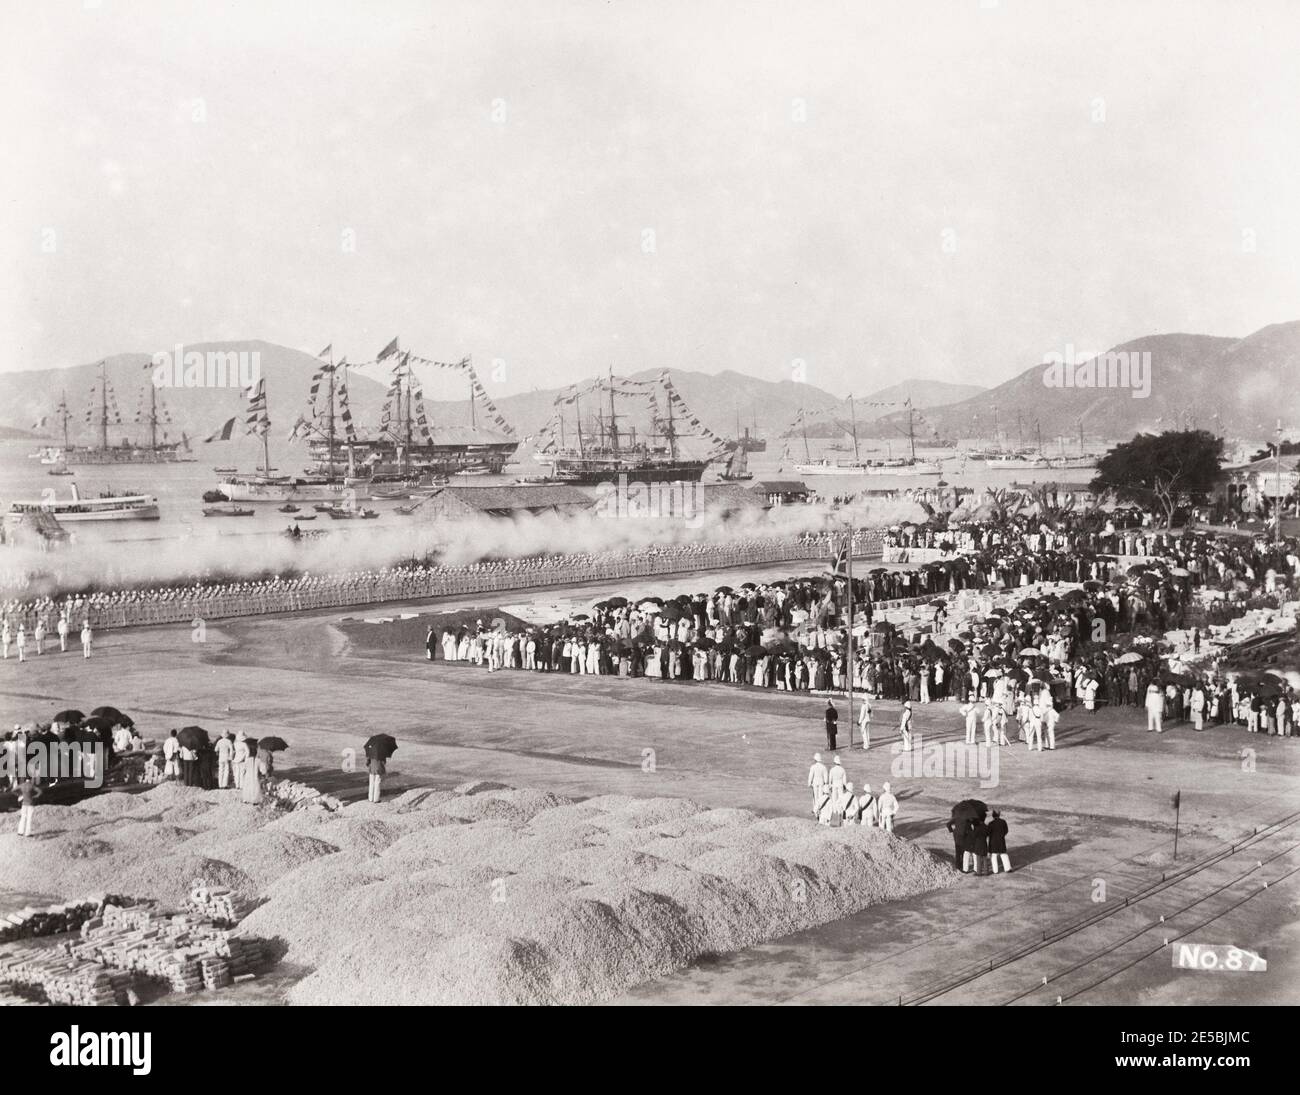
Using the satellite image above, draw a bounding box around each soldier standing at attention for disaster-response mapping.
[807,752,828,816]
[824,700,838,750]
[877,782,899,832]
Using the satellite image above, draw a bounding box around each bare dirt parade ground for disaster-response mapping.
[2,558,1297,1006]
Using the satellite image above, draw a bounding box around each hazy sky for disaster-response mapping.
[3,0,1298,398]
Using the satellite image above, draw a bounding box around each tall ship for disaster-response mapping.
[5,482,160,523]
[43,363,195,465]
[535,370,720,485]
[216,343,519,502]
[795,397,941,476]
[974,413,1051,470]
[304,352,517,482]
[1047,422,1097,470]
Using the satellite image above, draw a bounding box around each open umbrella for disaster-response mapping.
[1115,651,1144,665]
[948,638,966,654]
[744,644,768,658]
[740,582,757,590]
[90,706,133,727]
[605,596,629,608]
[929,600,947,608]
[52,709,85,726]
[176,725,209,750]
[365,733,398,760]
[1019,647,1040,657]
[81,715,117,734]
[258,736,289,752]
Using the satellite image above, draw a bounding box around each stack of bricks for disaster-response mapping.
[188,883,253,925]
[264,777,340,811]
[200,955,232,989]
[70,903,264,994]
[0,948,125,1006]
[0,894,137,945]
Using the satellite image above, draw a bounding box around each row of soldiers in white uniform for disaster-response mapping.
[1,619,93,660]
[806,753,899,828]
[958,690,1061,750]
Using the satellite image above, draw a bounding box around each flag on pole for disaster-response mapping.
[204,416,237,442]
[245,379,269,436]
[318,344,332,360]
[829,542,849,578]
[1171,790,1181,810]
[377,337,400,362]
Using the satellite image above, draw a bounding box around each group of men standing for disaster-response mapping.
[1,618,93,661]
[806,752,899,830]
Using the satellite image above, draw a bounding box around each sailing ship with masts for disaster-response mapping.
[216,344,520,502]
[794,397,941,475]
[535,369,721,485]
[34,362,194,465]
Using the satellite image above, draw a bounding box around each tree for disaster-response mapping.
[1090,430,1224,527]
[1249,439,1300,463]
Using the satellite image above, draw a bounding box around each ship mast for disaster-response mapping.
[99,361,108,451]
[607,366,620,455]
[469,357,476,429]
[907,399,917,462]
[58,391,71,451]
[574,391,585,458]
[327,346,337,476]
[149,375,158,452]
[662,376,677,460]
[849,394,860,462]
[403,355,413,474]
[802,410,810,463]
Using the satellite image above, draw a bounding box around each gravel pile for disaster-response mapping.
[2,781,955,1005]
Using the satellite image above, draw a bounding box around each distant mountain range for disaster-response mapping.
[874,322,1300,445]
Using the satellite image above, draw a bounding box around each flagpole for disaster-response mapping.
[1173,790,1181,861]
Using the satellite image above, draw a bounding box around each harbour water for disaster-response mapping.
[0,437,1097,548]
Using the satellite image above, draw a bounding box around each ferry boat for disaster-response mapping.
[5,483,160,523]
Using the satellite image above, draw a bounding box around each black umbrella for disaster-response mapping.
[364,733,398,760]
[243,736,259,757]
[90,706,133,727]
[258,736,289,752]
[951,799,989,825]
[714,585,735,594]
[81,715,117,734]
[176,725,209,749]
[52,709,85,726]
[605,596,629,608]
[744,644,767,658]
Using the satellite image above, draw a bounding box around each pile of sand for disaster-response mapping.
[0,780,954,1004]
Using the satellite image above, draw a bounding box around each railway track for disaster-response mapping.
[900,809,1300,1005]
